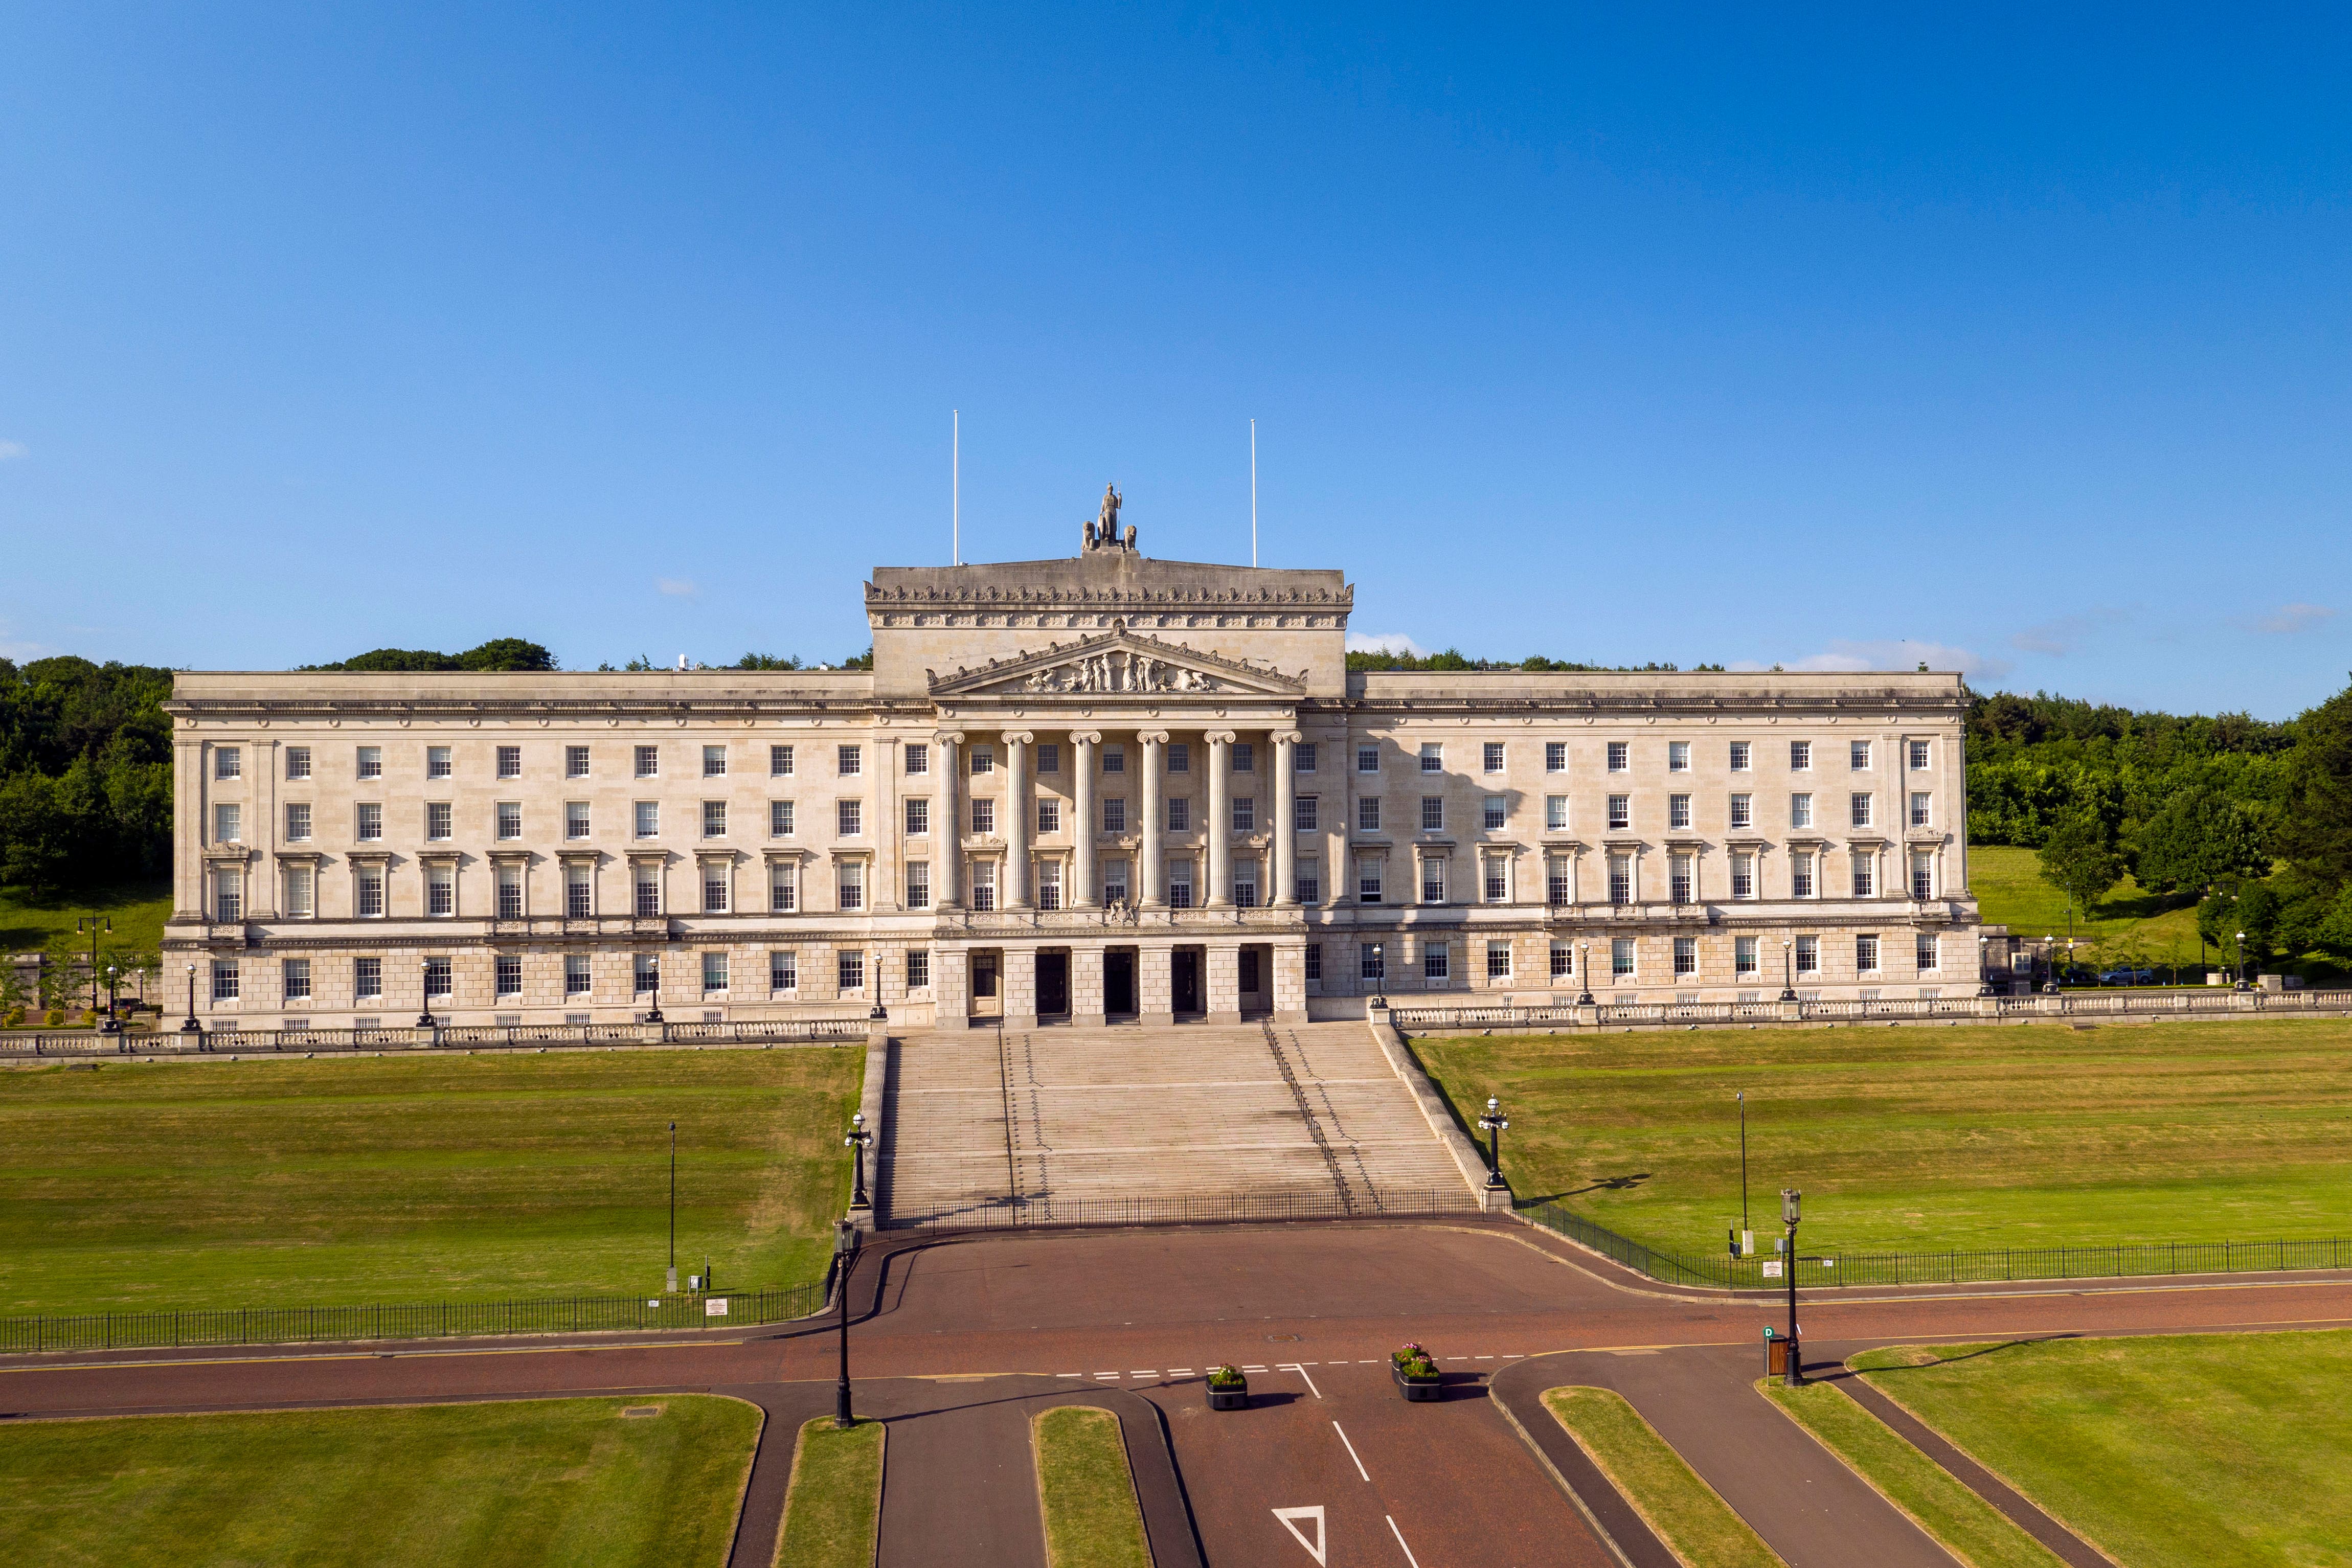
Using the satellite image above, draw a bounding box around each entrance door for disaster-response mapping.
[1036,951,1070,1018]
[1171,948,1204,1015]
[1238,944,1271,1016]
[1104,948,1137,1017]
[969,952,1002,1019]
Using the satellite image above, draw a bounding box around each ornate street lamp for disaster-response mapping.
[1780,1187,1803,1387]
[1369,942,1386,1010]
[76,916,110,1023]
[1576,940,1593,1007]
[833,1216,861,1427]
[1476,1097,1509,1191]
[1779,939,1796,1003]
[181,962,201,1034]
[416,959,436,1029]
[845,1111,875,1210]
[2235,930,2249,989]
[869,951,887,1021]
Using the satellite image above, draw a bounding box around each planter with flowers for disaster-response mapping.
[1391,1343,1442,1402]
[1206,1364,1249,1411]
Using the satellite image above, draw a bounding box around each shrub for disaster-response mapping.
[42,1009,65,1027]
[1207,1365,1246,1389]
[3,1006,23,1028]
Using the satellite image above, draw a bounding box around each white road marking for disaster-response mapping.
[1273,1505,1328,1565]
[1282,1362,1322,1399]
[1474,1355,1494,1360]
[1056,1372,1082,1378]
[1168,1368,1193,1376]
[1132,1370,1159,1376]
[1243,1364,1269,1372]
[1331,1420,1370,1482]
[1387,1514,1423,1567]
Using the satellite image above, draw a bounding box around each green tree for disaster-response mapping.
[2277,677,2352,889]
[732,653,804,670]
[0,773,72,892]
[2130,787,2270,895]
[2038,810,2124,915]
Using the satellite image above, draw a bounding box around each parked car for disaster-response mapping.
[2096,966,2154,986]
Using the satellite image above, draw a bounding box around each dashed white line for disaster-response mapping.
[1167,1368,1194,1376]
[1056,1372,1082,1378]
[1131,1370,1159,1376]
[1332,1420,1370,1482]
[1387,1514,1423,1567]
[1242,1364,1269,1372]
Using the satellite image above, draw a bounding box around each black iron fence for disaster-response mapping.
[1519,1199,2352,1289]
[0,1278,830,1356]
[886,1187,1483,1231]
[0,1016,871,1059]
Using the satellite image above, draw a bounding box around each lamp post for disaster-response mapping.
[868,951,887,1021]
[845,1111,874,1210]
[1780,1188,1803,1387]
[1737,1091,1750,1239]
[181,962,200,1034]
[1975,935,1992,998]
[667,1120,678,1294]
[103,965,120,1035]
[1476,1096,1509,1191]
[2236,930,2249,989]
[2042,932,2059,994]
[1576,940,1593,1006]
[76,916,110,1022]
[416,960,436,1029]
[1369,942,1386,1010]
[833,1216,860,1427]
[1779,939,1795,1002]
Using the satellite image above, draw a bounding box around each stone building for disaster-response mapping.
[165,530,1980,1028]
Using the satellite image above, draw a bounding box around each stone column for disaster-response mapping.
[1071,731,1101,907]
[933,732,964,908]
[1138,730,1168,906]
[1204,730,1236,908]
[1272,729,1301,907]
[1003,731,1033,910]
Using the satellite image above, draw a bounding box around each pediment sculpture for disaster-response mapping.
[928,627,1306,698]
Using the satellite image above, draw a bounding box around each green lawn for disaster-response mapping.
[0,1395,760,1567]
[1968,845,2206,972]
[1032,1405,1151,1568]
[1413,1016,2352,1257]
[0,1049,862,1315]
[1852,1332,2352,1568]
[1542,1387,1782,1568]
[0,878,172,957]
[774,1417,885,1568]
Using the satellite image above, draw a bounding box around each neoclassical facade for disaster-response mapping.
[166,538,1979,1028]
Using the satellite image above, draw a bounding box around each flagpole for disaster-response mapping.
[1250,418,1257,568]
[952,410,960,566]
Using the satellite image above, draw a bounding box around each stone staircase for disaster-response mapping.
[879,1020,1475,1226]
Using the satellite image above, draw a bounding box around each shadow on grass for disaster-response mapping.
[1518,1174,1654,1207]
[1860,1336,2082,1378]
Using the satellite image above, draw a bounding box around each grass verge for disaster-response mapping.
[1542,1386,1782,1568]
[1032,1405,1150,1568]
[0,1395,758,1567]
[1412,1015,2352,1257]
[1851,1331,2352,1568]
[0,1048,861,1315]
[774,1416,884,1568]
[1759,1378,2064,1568]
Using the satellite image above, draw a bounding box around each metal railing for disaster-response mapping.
[1390,987,2352,1032]
[0,1279,830,1356]
[1519,1199,2352,1289]
[0,1016,871,1059]
[885,1187,1483,1231]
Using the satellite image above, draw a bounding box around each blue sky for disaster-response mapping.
[3,5,2348,716]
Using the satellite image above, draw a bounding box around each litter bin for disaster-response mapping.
[1765,1330,1798,1377]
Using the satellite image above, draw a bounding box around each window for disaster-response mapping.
[1361,943,1386,982]
[971,799,996,835]
[1420,797,1444,831]
[1735,936,1758,975]
[1421,858,1445,903]
[704,800,728,838]
[357,746,383,779]
[424,958,452,997]
[1545,741,1568,773]
[1731,853,1754,900]
[355,957,383,998]
[702,952,729,993]
[424,802,451,840]
[1159,858,1190,908]
[566,801,591,840]
[770,950,798,991]
[634,801,659,838]
[1232,797,1254,832]
[838,861,864,911]
[1102,745,1124,774]
[426,866,454,916]
[1357,744,1379,773]
[494,745,522,780]
[1795,936,1819,974]
[1294,860,1319,904]
[212,959,240,1001]
[495,955,522,996]
[1848,792,1873,829]
[635,954,660,995]
[276,957,311,1003]
[1910,792,1932,828]
[1551,944,1573,979]
[1546,856,1571,905]
[635,869,660,916]
[1612,939,1635,976]
[1669,793,1691,830]
[771,800,795,837]
[1101,798,1127,833]
[357,802,384,842]
[1668,741,1689,772]
[1791,793,1813,829]
[1607,741,1630,772]
[770,862,797,913]
[286,746,311,780]
[566,864,592,918]
[1484,857,1507,902]
[907,948,932,989]
[906,798,929,835]
[1294,795,1317,832]
[215,747,241,780]
[1858,935,1881,973]
[970,861,996,912]
[427,747,452,780]
[1168,743,1190,773]
[1039,799,1062,834]
[1909,739,1931,770]
[702,865,729,913]
[901,742,928,775]
[1730,741,1751,771]
[1792,851,1815,898]
[1609,853,1632,905]
[215,803,241,843]
[1790,741,1812,771]
[1357,797,1381,832]
[496,865,523,918]
[1483,742,1505,773]
[1295,743,1317,772]
[1304,943,1323,982]
[1673,936,1696,975]
[284,865,314,917]
[1419,743,1442,773]
[1729,793,1753,830]
[1167,797,1192,832]
[284,802,311,842]
[1607,795,1631,830]
[1356,856,1383,904]
[771,744,795,777]
[1483,796,1506,831]
[1231,742,1252,773]
[1105,858,1131,904]
[567,745,591,778]
[906,861,931,908]
[837,745,862,777]
[1039,860,1064,911]
[1916,934,1940,971]
[1911,852,1935,900]
[1230,860,1256,907]
[1038,742,1061,774]
[1850,740,1871,770]
[566,954,592,995]
[1852,854,1876,897]
[357,869,386,917]
[837,799,861,836]
[689,745,721,780]
[635,746,660,779]
[214,868,242,921]
[1424,945,1451,982]
[1545,796,1568,831]
[1670,854,1693,905]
